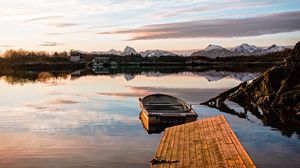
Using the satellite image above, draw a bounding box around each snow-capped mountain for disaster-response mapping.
[231,43,262,55]
[264,44,286,53]
[91,46,138,56]
[204,44,224,51]
[123,46,138,56]
[191,44,236,58]
[76,43,289,58]
[191,43,288,57]
[91,47,176,57]
[107,49,123,55]
[90,49,122,55]
[140,49,176,57]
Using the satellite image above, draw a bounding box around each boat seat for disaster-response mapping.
[144,103,183,106]
[148,109,187,113]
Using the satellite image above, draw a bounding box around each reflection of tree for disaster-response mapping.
[38,72,54,82]
[0,71,70,85]
[204,102,247,119]
[1,65,266,85]
[202,98,300,138]
[69,66,265,82]
[4,76,33,85]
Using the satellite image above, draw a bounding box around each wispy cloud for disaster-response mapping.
[24,16,63,22]
[39,41,64,46]
[98,11,300,40]
[45,30,90,36]
[48,23,79,28]
[44,32,65,36]
[0,45,14,48]
[155,0,280,18]
[87,24,120,30]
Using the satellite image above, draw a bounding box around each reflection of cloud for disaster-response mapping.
[47,91,63,95]
[97,86,227,103]
[98,11,300,40]
[48,99,79,105]
[96,86,152,99]
[24,98,79,111]
[0,129,156,167]
[24,103,61,111]
[23,98,79,114]
[0,106,138,132]
[96,91,151,98]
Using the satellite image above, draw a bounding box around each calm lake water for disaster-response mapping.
[0,70,299,168]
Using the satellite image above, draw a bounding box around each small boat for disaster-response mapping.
[139,93,198,133]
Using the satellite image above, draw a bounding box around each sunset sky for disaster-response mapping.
[0,0,300,53]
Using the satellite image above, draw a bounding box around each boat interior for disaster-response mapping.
[142,94,191,113]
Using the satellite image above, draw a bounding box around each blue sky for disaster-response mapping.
[0,0,299,53]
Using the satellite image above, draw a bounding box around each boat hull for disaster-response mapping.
[139,93,198,133]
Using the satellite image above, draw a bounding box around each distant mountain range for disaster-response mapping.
[88,46,176,57]
[191,44,289,58]
[75,43,290,57]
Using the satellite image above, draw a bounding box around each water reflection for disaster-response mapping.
[205,100,300,137]
[0,66,262,85]
[0,67,299,168]
[1,67,298,137]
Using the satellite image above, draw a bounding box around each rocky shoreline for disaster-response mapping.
[202,41,300,135]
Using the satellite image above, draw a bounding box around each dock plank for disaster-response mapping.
[150,115,255,168]
[169,126,179,168]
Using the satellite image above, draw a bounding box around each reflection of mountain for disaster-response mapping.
[0,66,264,84]
[140,71,164,77]
[124,71,259,82]
[194,71,259,82]
[123,74,135,81]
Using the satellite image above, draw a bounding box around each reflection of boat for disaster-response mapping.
[139,93,198,133]
[139,112,181,134]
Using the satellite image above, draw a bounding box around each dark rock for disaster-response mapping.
[202,42,300,136]
[290,41,300,61]
[232,41,300,113]
[278,90,300,112]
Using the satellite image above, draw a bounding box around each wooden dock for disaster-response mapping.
[151,115,256,168]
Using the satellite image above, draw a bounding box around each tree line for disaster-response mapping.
[0,48,292,65]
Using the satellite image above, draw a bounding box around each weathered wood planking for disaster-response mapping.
[151,115,256,168]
